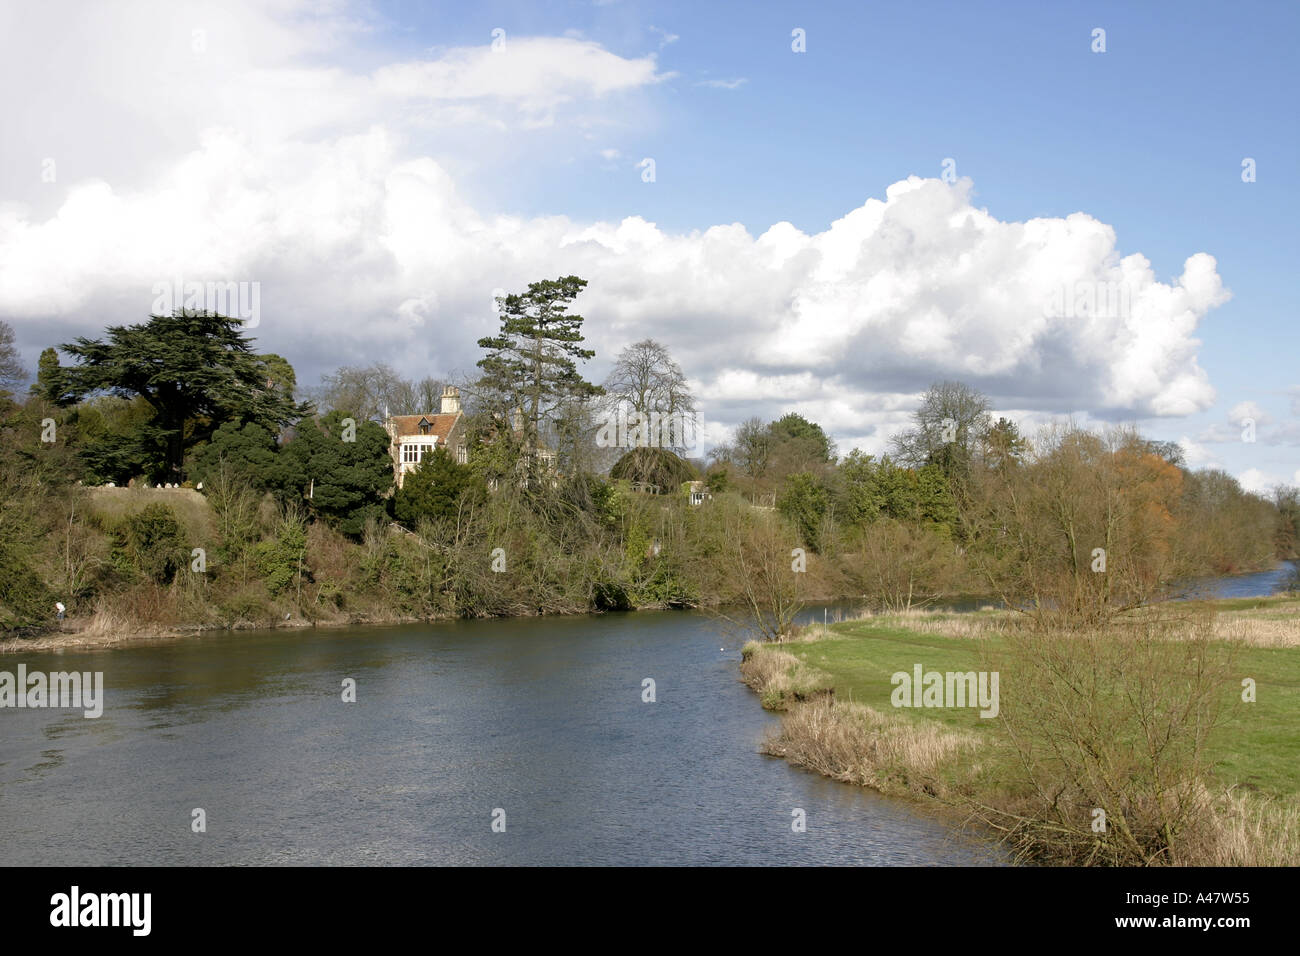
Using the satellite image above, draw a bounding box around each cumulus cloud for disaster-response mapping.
[0,0,1234,458]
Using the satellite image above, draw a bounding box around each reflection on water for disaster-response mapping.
[4,563,1293,867]
[0,611,1003,866]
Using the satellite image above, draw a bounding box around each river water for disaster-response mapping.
[1,563,1291,866]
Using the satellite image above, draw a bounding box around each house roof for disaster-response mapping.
[387,413,461,443]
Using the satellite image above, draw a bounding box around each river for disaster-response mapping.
[1,563,1292,866]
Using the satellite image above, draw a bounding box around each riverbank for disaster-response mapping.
[741,595,1300,865]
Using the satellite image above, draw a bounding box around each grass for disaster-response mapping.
[741,597,1300,864]
[86,485,215,542]
[772,609,1300,797]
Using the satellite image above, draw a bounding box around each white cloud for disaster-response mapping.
[697,78,747,90]
[1236,467,1300,495]
[649,26,679,48]
[0,1,1237,457]
[1229,400,1270,426]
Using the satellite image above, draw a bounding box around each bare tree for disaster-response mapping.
[707,506,805,641]
[602,339,697,454]
[0,320,28,396]
[891,380,992,474]
[311,363,443,421]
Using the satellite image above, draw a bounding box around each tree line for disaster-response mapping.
[0,278,1295,634]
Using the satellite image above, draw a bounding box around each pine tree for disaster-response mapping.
[475,276,602,463]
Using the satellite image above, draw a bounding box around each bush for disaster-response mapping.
[112,503,186,584]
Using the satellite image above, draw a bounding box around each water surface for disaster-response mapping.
[0,610,1000,865]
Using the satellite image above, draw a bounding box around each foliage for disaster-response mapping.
[475,276,602,454]
[111,503,187,585]
[281,411,393,538]
[60,310,310,481]
[393,446,479,525]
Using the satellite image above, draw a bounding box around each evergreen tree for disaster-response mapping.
[281,410,392,537]
[475,276,602,460]
[0,321,25,399]
[33,347,72,404]
[61,310,311,480]
[393,446,478,525]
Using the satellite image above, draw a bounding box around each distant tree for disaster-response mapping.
[769,413,835,464]
[1144,439,1186,470]
[891,380,992,480]
[609,446,697,490]
[0,321,26,397]
[313,362,414,420]
[777,471,831,552]
[981,416,1027,473]
[475,276,602,456]
[190,421,288,493]
[836,449,884,527]
[60,311,310,480]
[256,353,299,399]
[602,339,696,453]
[729,417,771,478]
[33,347,72,404]
[1275,485,1300,559]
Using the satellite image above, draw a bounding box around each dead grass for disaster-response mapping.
[763,696,980,798]
[1196,789,1300,865]
[86,486,215,542]
[1211,607,1300,647]
[740,642,834,710]
[740,625,1300,866]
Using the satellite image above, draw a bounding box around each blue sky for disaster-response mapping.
[1,0,1296,488]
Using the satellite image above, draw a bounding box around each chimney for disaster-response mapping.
[440,385,461,415]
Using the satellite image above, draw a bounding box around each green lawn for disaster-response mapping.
[780,613,1300,797]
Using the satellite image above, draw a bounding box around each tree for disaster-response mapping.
[313,363,441,420]
[602,339,696,454]
[33,347,71,404]
[60,310,310,480]
[475,276,602,457]
[769,413,834,464]
[281,410,392,537]
[609,446,697,491]
[891,380,992,480]
[981,417,1027,473]
[393,446,478,525]
[729,417,771,478]
[0,321,26,397]
[836,450,884,527]
[778,471,831,552]
[190,420,288,493]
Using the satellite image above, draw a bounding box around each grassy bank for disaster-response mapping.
[741,596,1300,865]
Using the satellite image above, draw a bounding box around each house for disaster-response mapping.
[683,480,712,506]
[384,386,468,489]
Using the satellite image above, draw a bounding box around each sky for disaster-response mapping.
[1,0,1296,491]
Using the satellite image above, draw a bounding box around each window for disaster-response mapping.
[401,441,436,464]
[456,444,467,464]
